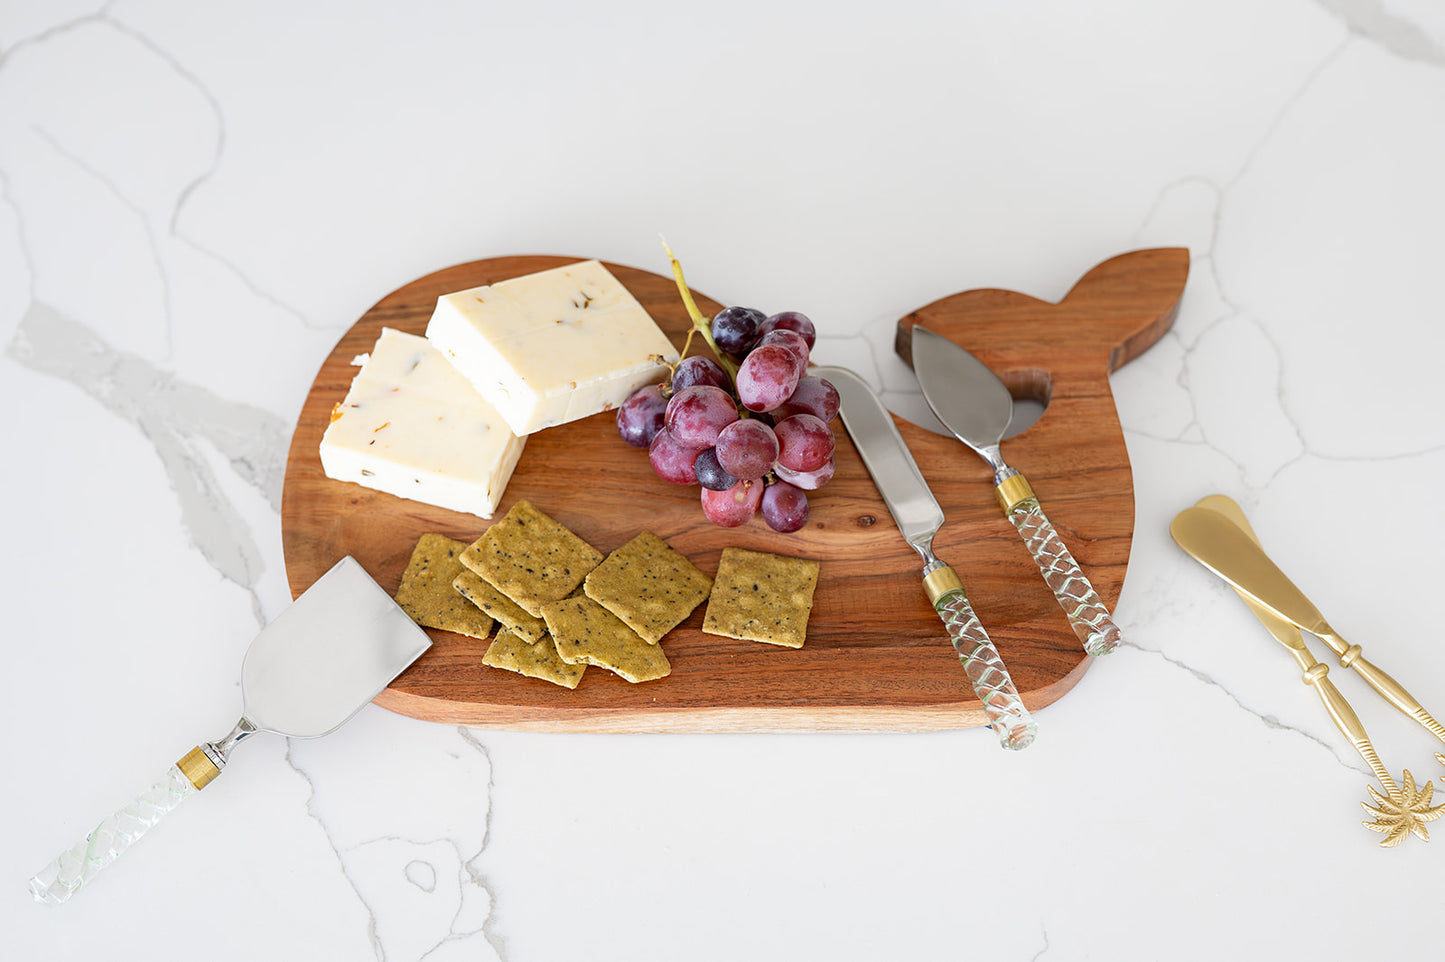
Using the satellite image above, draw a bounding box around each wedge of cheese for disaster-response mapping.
[319,327,525,519]
[425,259,678,436]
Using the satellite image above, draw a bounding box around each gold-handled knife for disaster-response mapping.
[1169,502,1445,743]
[1171,497,1444,846]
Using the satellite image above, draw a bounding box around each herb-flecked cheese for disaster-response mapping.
[424,260,678,435]
[319,327,526,519]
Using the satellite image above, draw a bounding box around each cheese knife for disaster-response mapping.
[817,365,1036,749]
[29,556,433,904]
[1169,503,1445,744]
[909,325,1121,656]
[1183,496,1405,796]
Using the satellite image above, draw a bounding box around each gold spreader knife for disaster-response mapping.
[909,326,1120,657]
[1171,498,1444,846]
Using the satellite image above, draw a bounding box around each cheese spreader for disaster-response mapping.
[1171,498,1445,845]
[819,365,1036,749]
[29,556,432,904]
[909,325,1121,656]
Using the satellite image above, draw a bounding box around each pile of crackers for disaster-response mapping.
[393,500,820,688]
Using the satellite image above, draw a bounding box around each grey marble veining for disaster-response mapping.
[1318,0,1445,64]
[8,302,287,624]
[5,2,1445,959]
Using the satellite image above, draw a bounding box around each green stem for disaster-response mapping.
[663,242,739,382]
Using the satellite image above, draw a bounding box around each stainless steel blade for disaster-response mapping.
[814,365,944,560]
[816,365,1037,748]
[242,556,433,738]
[26,555,434,906]
[909,326,1014,461]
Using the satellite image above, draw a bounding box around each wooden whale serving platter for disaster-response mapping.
[280,249,1189,732]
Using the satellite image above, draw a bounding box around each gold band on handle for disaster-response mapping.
[923,566,963,605]
[177,746,221,791]
[995,474,1036,514]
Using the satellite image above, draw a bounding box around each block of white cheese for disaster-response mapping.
[424,259,679,436]
[319,327,526,519]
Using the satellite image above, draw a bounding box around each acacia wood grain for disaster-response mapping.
[280,249,1189,732]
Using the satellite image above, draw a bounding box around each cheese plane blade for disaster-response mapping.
[817,365,1036,749]
[909,326,1122,657]
[29,556,432,905]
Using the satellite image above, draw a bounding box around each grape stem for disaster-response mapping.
[662,241,740,382]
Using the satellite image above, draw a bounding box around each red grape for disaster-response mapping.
[617,384,668,448]
[736,344,804,412]
[701,479,764,527]
[665,385,738,448]
[693,447,737,491]
[710,306,765,357]
[771,375,839,423]
[757,311,816,350]
[774,456,835,490]
[715,418,779,480]
[757,329,809,366]
[648,428,703,485]
[773,414,835,472]
[671,355,730,392]
[761,480,809,532]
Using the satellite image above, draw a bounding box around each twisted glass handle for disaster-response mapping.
[29,765,197,905]
[1007,498,1121,656]
[935,588,1036,750]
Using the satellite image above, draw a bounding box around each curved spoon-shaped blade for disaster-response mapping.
[1191,495,1308,653]
[909,326,1013,454]
[1169,506,1333,638]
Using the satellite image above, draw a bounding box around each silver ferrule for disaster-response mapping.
[202,717,259,772]
[980,445,1017,486]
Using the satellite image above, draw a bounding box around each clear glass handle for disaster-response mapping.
[29,764,197,905]
[1008,499,1121,656]
[935,588,1037,750]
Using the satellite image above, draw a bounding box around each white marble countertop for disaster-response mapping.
[5,2,1444,958]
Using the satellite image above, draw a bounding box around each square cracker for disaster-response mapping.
[482,628,585,689]
[394,533,496,639]
[454,569,548,644]
[541,595,671,683]
[584,531,713,645]
[459,500,604,617]
[701,547,819,648]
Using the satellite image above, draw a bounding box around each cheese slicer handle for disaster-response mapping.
[1001,483,1121,656]
[933,584,1037,750]
[29,757,208,905]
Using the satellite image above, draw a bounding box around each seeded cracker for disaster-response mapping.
[453,569,548,643]
[482,628,585,689]
[541,595,671,683]
[459,500,604,617]
[702,547,819,648]
[394,533,496,639]
[584,531,713,645]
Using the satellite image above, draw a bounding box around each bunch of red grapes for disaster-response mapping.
[616,308,839,532]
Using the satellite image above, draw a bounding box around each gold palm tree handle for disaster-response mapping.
[1300,663,1397,796]
[1185,495,1445,747]
[1179,495,1445,845]
[1317,636,1445,745]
